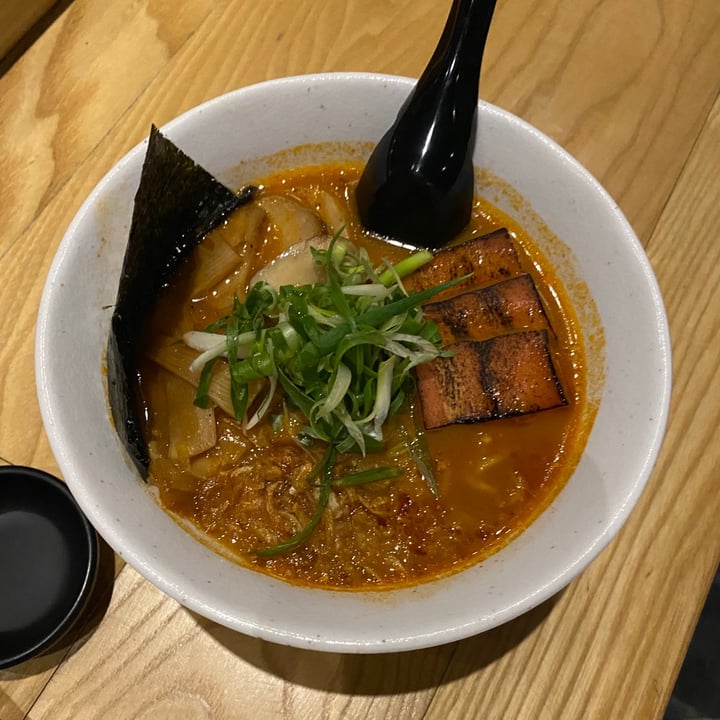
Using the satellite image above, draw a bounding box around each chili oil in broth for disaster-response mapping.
[138,162,588,589]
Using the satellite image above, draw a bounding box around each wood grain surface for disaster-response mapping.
[1,0,719,718]
[0,0,58,62]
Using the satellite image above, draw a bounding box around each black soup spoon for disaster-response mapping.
[355,0,498,249]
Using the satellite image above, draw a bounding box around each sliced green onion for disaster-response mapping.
[340,284,393,298]
[184,330,226,352]
[245,372,278,430]
[185,332,227,373]
[316,362,352,420]
[186,231,455,555]
[398,407,439,497]
[332,466,403,487]
[378,250,433,286]
[193,356,218,409]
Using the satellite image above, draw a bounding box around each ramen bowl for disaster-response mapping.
[36,73,671,652]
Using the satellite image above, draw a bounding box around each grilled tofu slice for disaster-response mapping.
[415,331,567,429]
[404,228,522,301]
[423,274,549,344]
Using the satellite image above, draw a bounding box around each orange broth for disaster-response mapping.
[137,162,589,589]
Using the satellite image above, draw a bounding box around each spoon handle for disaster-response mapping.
[356,0,497,248]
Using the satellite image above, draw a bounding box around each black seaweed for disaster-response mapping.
[107,125,252,477]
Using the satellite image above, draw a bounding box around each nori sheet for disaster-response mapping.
[107,125,252,477]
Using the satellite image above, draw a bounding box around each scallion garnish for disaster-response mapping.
[185,230,466,554]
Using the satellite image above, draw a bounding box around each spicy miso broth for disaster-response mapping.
[136,161,591,589]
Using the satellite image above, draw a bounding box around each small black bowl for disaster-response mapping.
[0,465,99,669]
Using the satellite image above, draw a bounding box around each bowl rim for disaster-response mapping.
[35,72,672,652]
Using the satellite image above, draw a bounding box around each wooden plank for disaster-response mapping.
[482,0,720,244]
[22,565,455,719]
[0,0,57,61]
[0,0,216,259]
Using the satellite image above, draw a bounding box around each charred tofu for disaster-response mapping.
[404,228,523,301]
[423,274,549,345]
[410,230,568,429]
[415,332,567,429]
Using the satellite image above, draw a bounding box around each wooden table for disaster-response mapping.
[0,0,57,63]
[1,1,719,718]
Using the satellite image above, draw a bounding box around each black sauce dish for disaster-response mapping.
[0,465,99,669]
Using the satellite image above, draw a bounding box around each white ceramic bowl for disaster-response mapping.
[36,73,671,652]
